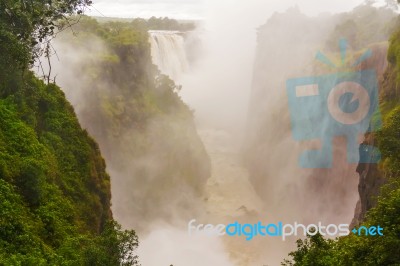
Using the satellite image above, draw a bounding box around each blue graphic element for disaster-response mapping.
[352,226,384,236]
[286,40,382,168]
[316,51,336,68]
[339,92,359,113]
[339,38,347,65]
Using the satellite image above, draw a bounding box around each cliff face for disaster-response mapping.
[352,43,389,226]
[282,21,400,264]
[246,6,397,225]
[50,17,211,231]
[246,8,357,224]
[0,70,122,263]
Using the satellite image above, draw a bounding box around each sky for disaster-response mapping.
[87,0,206,19]
[86,0,367,20]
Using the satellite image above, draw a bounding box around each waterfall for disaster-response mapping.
[148,30,189,81]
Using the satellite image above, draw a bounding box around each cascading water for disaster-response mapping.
[45,3,397,265]
[148,28,267,265]
[148,30,189,81]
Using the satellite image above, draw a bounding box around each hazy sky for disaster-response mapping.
[87,0,205,19]
[87,0,366,19]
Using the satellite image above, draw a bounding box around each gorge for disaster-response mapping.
[2,0,399,264]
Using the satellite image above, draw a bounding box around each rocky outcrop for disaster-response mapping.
[351,43,389,226]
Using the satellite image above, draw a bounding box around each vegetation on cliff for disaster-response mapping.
[94,16,196,31]
[54,16,210,229]
[0,1,138,264]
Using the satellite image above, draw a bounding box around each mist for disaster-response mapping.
[180,0,364,129]
[175,0,390,264]
[39,0,397,265]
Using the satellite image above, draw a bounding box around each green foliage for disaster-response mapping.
[377,106,400,175]
[386,26,400,98]
[0,70,139,264]
[0,0,92,74]
[94,16,196,31]
[146,16,196,31]
[83,221,139,266]
[0,4,139,264]
[282,233,337,266]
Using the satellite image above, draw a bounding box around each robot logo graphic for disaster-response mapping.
[286,39,381,168]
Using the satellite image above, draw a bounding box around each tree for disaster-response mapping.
[0,0,92,74]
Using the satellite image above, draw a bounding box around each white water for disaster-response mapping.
[148,28,271,265]
[147,25,304,265]
[147,14,362,264]
[148,30,189,81]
